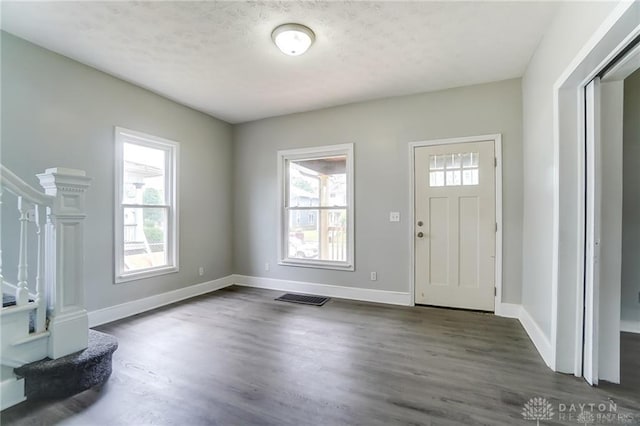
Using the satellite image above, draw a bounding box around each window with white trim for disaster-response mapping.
[278,144,354,270]
[115,127,179,283]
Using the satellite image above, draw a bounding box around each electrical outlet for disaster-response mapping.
[198,267,204,276]
[265,262,270,271]
[389,212,400,222]
[370,272,377,281]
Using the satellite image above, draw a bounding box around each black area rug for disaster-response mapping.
[275,293,330,306]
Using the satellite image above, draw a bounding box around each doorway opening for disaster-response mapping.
[548,0,640,380]
[582,36,640,387]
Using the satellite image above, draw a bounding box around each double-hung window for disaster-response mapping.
[278,144,354,270]
[115,127,179,283]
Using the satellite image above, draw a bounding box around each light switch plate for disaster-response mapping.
[389,212,400,222]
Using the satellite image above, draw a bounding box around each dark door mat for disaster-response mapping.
[275,293,330,306]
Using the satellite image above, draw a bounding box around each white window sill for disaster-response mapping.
[115,265,179,284]
[278,259,354,272]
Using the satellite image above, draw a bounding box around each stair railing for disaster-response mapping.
[1,166,54,333]
[1,165,91,358]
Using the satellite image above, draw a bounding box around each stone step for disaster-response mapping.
[14,330,118,399]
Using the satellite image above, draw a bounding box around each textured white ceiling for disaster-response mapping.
[1,1,559,123]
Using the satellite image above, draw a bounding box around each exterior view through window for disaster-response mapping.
[115,127,178,282]
[279,144,354,270]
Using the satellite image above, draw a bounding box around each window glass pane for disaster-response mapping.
[462,152,478,168]
[446,170,461,186]
[288,160,319,207]
[463,169,479,185]
[429,155,445,170]
[123,142,166,205]
[446,154,461,168]
[123,207,167,271]
[324,209,348,262]
[429,171,445,187]
[288,156,347,207]
[288,209,319,260]
[287,208,347,262]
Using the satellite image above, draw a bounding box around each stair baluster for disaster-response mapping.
[34,204,46,333]
[15,197,30,306]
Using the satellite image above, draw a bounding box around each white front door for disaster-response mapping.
[414,140,496,311]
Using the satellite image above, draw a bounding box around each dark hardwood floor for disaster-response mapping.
[2,286,639,425]
[621,331,640,390]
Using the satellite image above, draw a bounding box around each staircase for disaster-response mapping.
[0,165,114,410]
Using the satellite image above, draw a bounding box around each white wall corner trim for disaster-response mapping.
[88,275,235,327]
[620,320,640,334]
[519,306,554,369]
[232,275,412,306]
[495,303,522,319]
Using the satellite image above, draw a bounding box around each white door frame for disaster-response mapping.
[551,1,640,375]
[582,42,637,385]
[408,134,503,310]
[583,77,602,386]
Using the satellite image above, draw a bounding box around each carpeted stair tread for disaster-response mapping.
[14,329,118,399]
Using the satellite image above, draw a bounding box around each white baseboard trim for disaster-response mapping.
[88,275,235,327]
[495,303,554,368]
[87,273,556,371]
[232,275,412,306]
[621,319,640,334]
[519,306,554,369]
[233,277,556,368]
[495,302,522,319]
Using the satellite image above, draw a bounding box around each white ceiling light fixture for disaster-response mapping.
[271,23,315,56]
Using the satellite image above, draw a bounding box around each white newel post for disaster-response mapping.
[37,168,92,359]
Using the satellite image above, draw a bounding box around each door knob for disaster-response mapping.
[417,232,424,238]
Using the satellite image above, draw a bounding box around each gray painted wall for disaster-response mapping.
[233,79,523,304]
[521,1,618,341]
[1,32,234,312]
[622,68,640,325]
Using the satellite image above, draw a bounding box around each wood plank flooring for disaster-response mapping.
[2,285,639,425]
